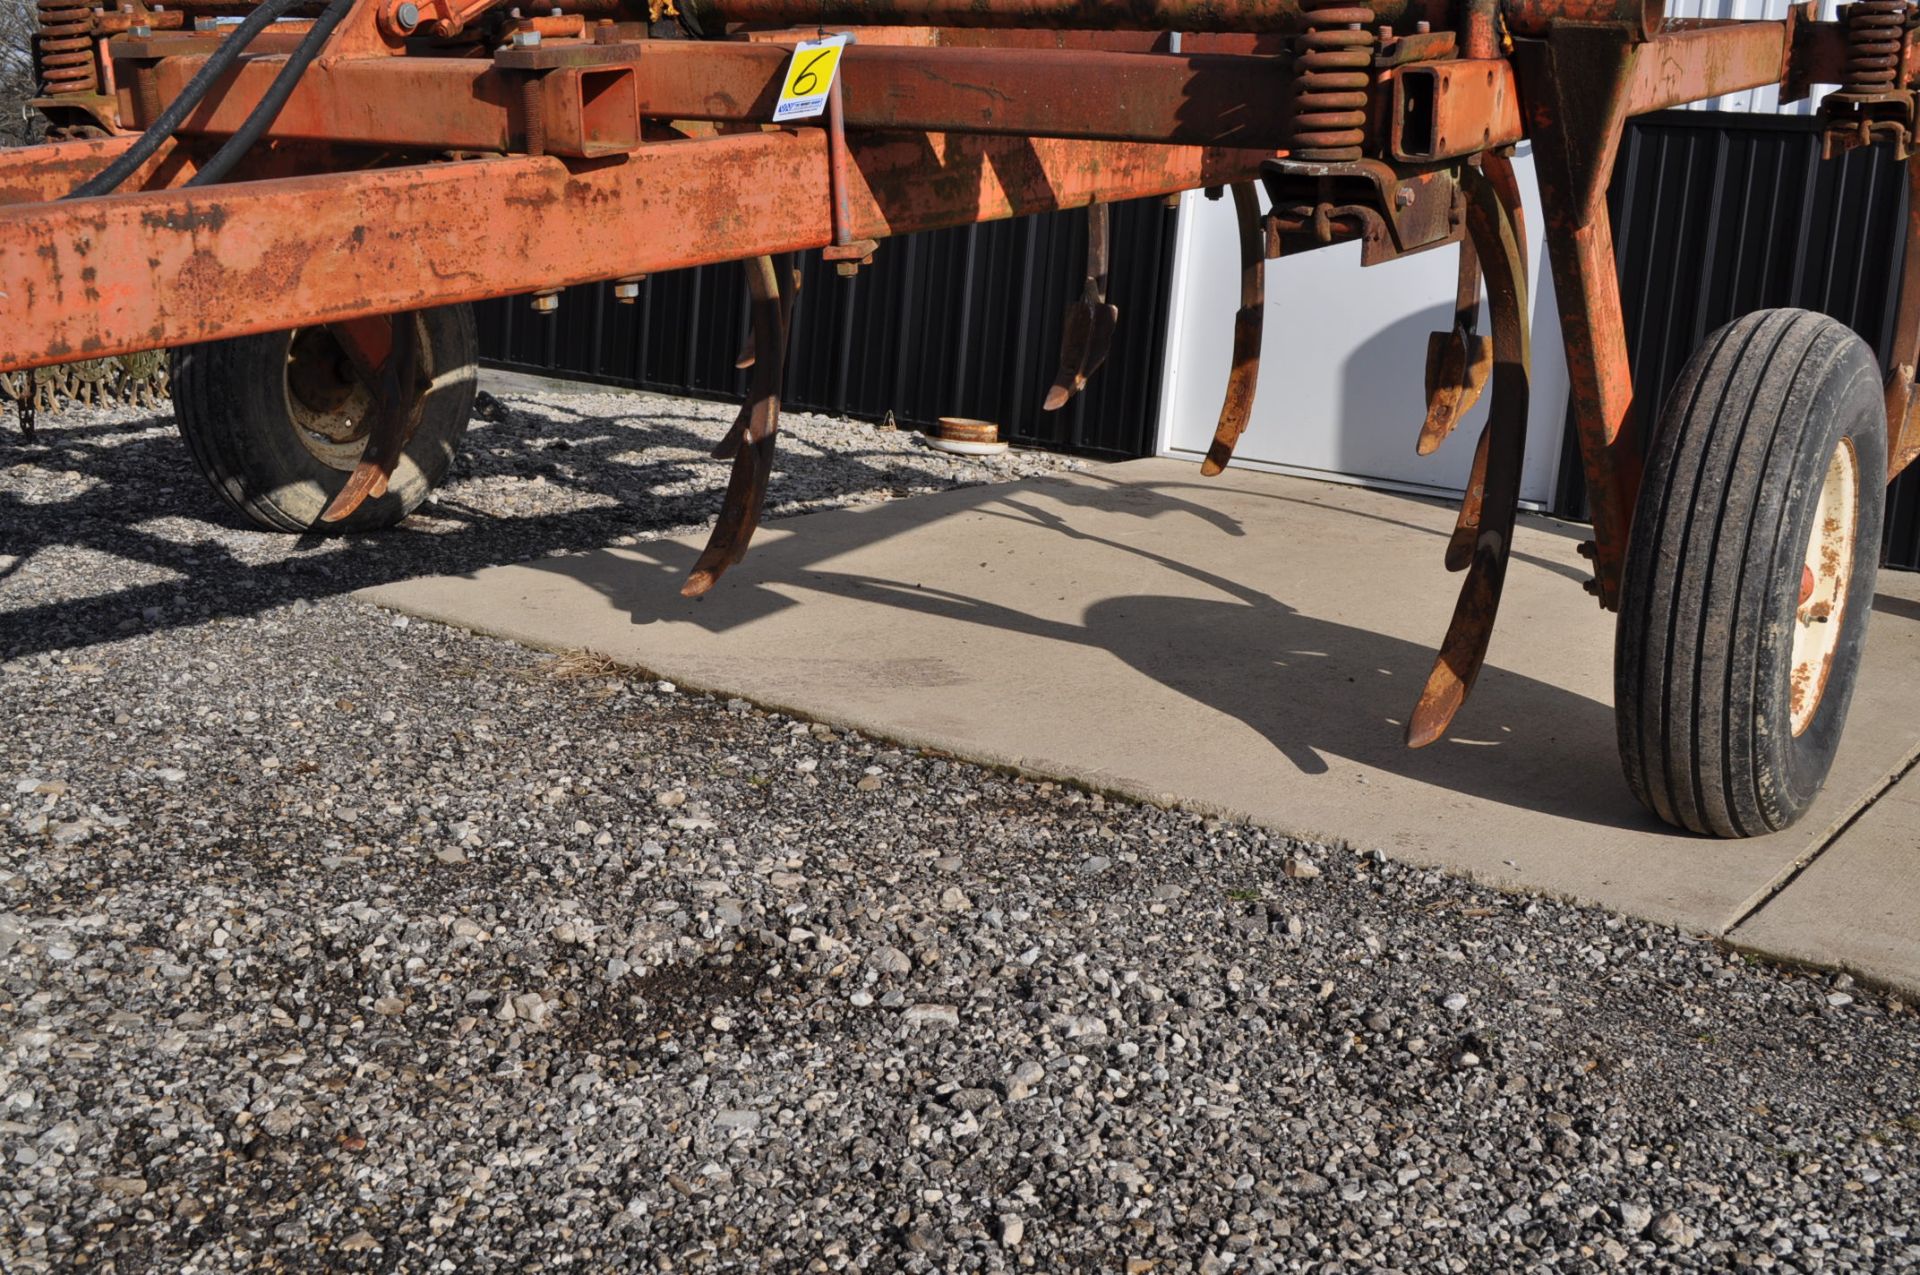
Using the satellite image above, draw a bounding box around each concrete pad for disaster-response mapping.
[362,458,1920,951]
[1728,761,1920,991]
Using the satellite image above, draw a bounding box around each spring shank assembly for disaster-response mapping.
[1844,0,1906,92]
[1293,0,1375,160]
[34,0,101,96]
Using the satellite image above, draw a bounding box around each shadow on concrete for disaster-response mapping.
[0,398,966,662]
[1874,592,1920,625]
[512,471,1657,828]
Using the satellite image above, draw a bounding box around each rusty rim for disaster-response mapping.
[285,325,376,472]
[1789,436,1860,737]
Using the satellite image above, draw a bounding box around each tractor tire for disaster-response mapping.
[169,305,478,533]
[1616,308,1885,838]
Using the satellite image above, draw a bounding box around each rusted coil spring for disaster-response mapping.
[1843,0,1910,94]
[1294,0,1376,160]
[35,0,99,96]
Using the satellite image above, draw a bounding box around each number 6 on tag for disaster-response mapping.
[773,34,849,122]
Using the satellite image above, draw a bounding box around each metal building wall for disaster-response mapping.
[1557,109,1920,570]
[476,197,1178,461]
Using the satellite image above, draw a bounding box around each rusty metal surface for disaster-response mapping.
[1393,58,1524,162]
[1514,36,1644,609]
[1418,230,1490,456]
[684,253,790,597]
[0,131,1268,373]
[1407,158,1531,747]
[682,0,1450,32]
[1201,181,1265,477]
[318,312,424,522]
[627,42,1301,149]
[1889,152,1920,479]
[1041,201,1117,411]
[148,54,514,149]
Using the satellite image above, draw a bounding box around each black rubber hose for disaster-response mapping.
[185,0,356,188]
[65,0,309,200]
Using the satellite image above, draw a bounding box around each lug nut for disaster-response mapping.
[530,290,560,314]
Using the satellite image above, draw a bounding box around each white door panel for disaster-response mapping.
[1156,149,1569,508]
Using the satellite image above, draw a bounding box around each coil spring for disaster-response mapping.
[34,0,100,97]
[1294,0,1376,161]
[1842,0,1909,96]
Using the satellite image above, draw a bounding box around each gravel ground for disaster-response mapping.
[2,387,1918,1274]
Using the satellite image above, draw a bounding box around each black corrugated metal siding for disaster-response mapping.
[476,197,1178,461]
[1558,108,1920,570]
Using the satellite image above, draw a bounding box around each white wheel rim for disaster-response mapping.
[1789,437,1860,737]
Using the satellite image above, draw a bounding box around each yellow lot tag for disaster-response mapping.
[773,35,849,123]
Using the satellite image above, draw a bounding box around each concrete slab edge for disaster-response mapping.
[357,590,1919,1002]
[1722,745,1920,935]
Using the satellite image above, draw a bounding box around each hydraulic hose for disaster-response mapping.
[65,0,310,199]
[185,0,356,187]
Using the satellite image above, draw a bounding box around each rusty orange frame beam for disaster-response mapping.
[115,40,1301,152]
[0,129,1271,372]
[1512,17,1817,608]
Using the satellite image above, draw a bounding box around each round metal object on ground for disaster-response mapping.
[934,416,1002,445]
[927,416,1008,455]
[924,437,1010,456]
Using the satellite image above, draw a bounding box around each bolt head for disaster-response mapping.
[530,292,560,313]
[193,15,216,29]
[394,2,419,29]
[130,22,150,35]
[612,282,641,301]
[512,27,541,45]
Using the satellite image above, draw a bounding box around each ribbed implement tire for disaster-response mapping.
[169,305,477,533]
[1616,308,1885,838]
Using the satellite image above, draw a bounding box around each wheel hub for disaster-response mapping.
[1789,437,1860,736]
[284,325,375,471]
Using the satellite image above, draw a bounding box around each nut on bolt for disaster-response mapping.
[511,27,541,46]
[612,275,645,302]
[530,289,561,314]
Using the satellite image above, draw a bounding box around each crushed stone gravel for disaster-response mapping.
[2,387,1918,1273]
